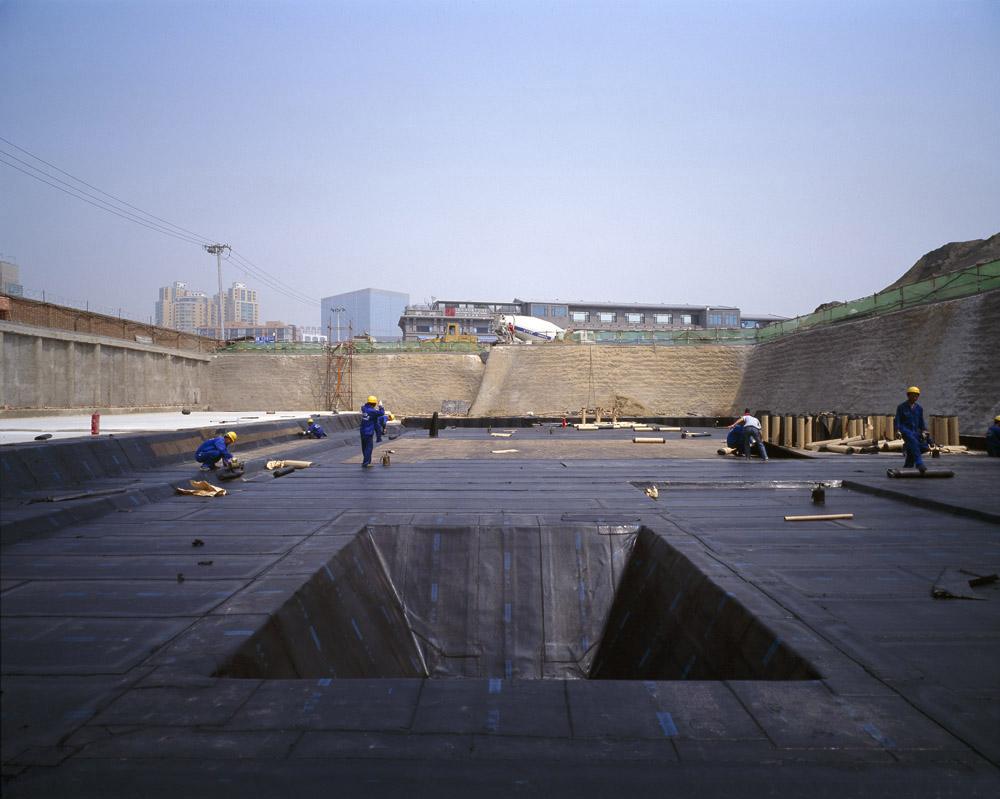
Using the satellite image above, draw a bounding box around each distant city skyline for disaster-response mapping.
[2,1,998,324]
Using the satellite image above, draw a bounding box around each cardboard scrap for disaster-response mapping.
[175,480,227,498]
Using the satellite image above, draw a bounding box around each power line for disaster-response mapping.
[0,134,215,243]
[1,135,320,309]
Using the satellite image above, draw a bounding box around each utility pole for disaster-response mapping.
[328,306,346,342]
[204,244,230,341]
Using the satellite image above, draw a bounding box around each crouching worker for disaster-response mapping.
[196,431,237,471]
[986,414,1000,457]
[895,386,929,472]
[726,418,746,456]
[303,418,327,438]
[360,395,386,468]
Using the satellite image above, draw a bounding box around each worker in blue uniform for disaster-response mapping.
[986,414,1000,457]
[360,395,386,468]
[726,418,746,455]
[895,386,928,472]
[375,404,386,443]
[196,431,237,470]
[304,418,327,438]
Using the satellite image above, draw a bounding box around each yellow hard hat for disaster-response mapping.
[224,431,237,443]
[906,386,920,395]
[367,395,378,404]
[307,418,314,424]
[995,415,1000,423]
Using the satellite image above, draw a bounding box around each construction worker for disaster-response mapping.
[895,386,929,472]
[986,414,1000,457]
[726,417,746,456]
[375,403,387,443]
[304,418,327,438]
[196,431,237,471]
[360,395,386,468]
[731,410,767,461]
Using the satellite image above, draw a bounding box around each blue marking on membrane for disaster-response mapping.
[63,708,93,720]
[581,635,589,652]
[638,646,652,669]
[224,630,254,637]
[619,610,631,629]
[504,603,512,623]
[430,583,438,602]
[485,709,501,731]
[433,533,441,552]
[352,554,365,575]
[488,678,502,694]
[669,590,683,612]
[862,722,896,748]
[317,678,331,687]
[578,581,585,601]
[323,565,335,582]
[504,552,511,572]
[762,638,782,667]
[575,532,582,551]
[255,589,286,594]
[505,660,512,679]
[310,625,322,651]
[681,655,696,679]
[351,618,363,641]
[656,712,678,737]
[135,592,164,598]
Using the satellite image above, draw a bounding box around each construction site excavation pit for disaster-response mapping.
[214,525,819,682]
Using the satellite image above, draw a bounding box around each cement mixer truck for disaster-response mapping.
[494,314,565,344]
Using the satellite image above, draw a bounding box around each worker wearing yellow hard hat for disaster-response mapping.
[304,417,327,439]
[895,386,928,472]
[987,414,1000,457]
[195,431,238,471]
[360,395,387,467]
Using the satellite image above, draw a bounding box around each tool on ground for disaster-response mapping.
[381,452,391,466]
[645,485,659,500]
[681,430,711,438]
[192,539,204,547]
[886,468,954,479]
[784,513,854,522]
[217,459,245,481]
[811,484,826,504]
[33,433,52,441]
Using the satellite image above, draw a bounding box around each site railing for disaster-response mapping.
[753,259,999,342]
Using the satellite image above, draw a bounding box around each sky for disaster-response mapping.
[1,0,998,328]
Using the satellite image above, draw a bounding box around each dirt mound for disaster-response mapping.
[884,233,1000,291]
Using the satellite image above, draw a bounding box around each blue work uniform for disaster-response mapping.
[195,436,233,468]
[741,417,768,461]
[895,400,928,468]
[306,422,326,438]
[986,422,1000,457]
[375,405,386,442]
[360,403,387,466]
[726,423,745,454]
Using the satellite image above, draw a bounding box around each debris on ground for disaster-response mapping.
[645,485,659,500]
[784,513,854,522]
[931,567,996,600]
[175,480,227,497]
[266,460,313,470]
[191,539,204,547]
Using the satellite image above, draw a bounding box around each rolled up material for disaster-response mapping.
[266,460,313,470]
[886,468,955,479]
[880,439,904,451]
[948,416,960,447]
[824,444,855,454]
[784,513,854,522]
[633,437,665,444]
[717,447,736,456]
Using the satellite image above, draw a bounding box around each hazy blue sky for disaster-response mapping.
[2,0,998,327]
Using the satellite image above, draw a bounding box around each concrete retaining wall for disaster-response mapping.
[736,290,1000,432]
[469,344,750,417]
[205,352,485,415]
[0,322,209,411]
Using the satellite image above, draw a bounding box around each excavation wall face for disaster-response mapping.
[468,345,750,417]
[216,526,817,681]
[0,322,209,410]
[737,290,1000,431]
[204,352,485,415]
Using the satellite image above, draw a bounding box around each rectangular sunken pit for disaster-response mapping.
[215,525,819,681]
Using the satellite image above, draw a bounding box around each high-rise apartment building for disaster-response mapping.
[155,282,210,332]
[156,281,259,334]
[0,260,24,296]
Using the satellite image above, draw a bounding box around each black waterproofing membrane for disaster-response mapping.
[216,525,818,681]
